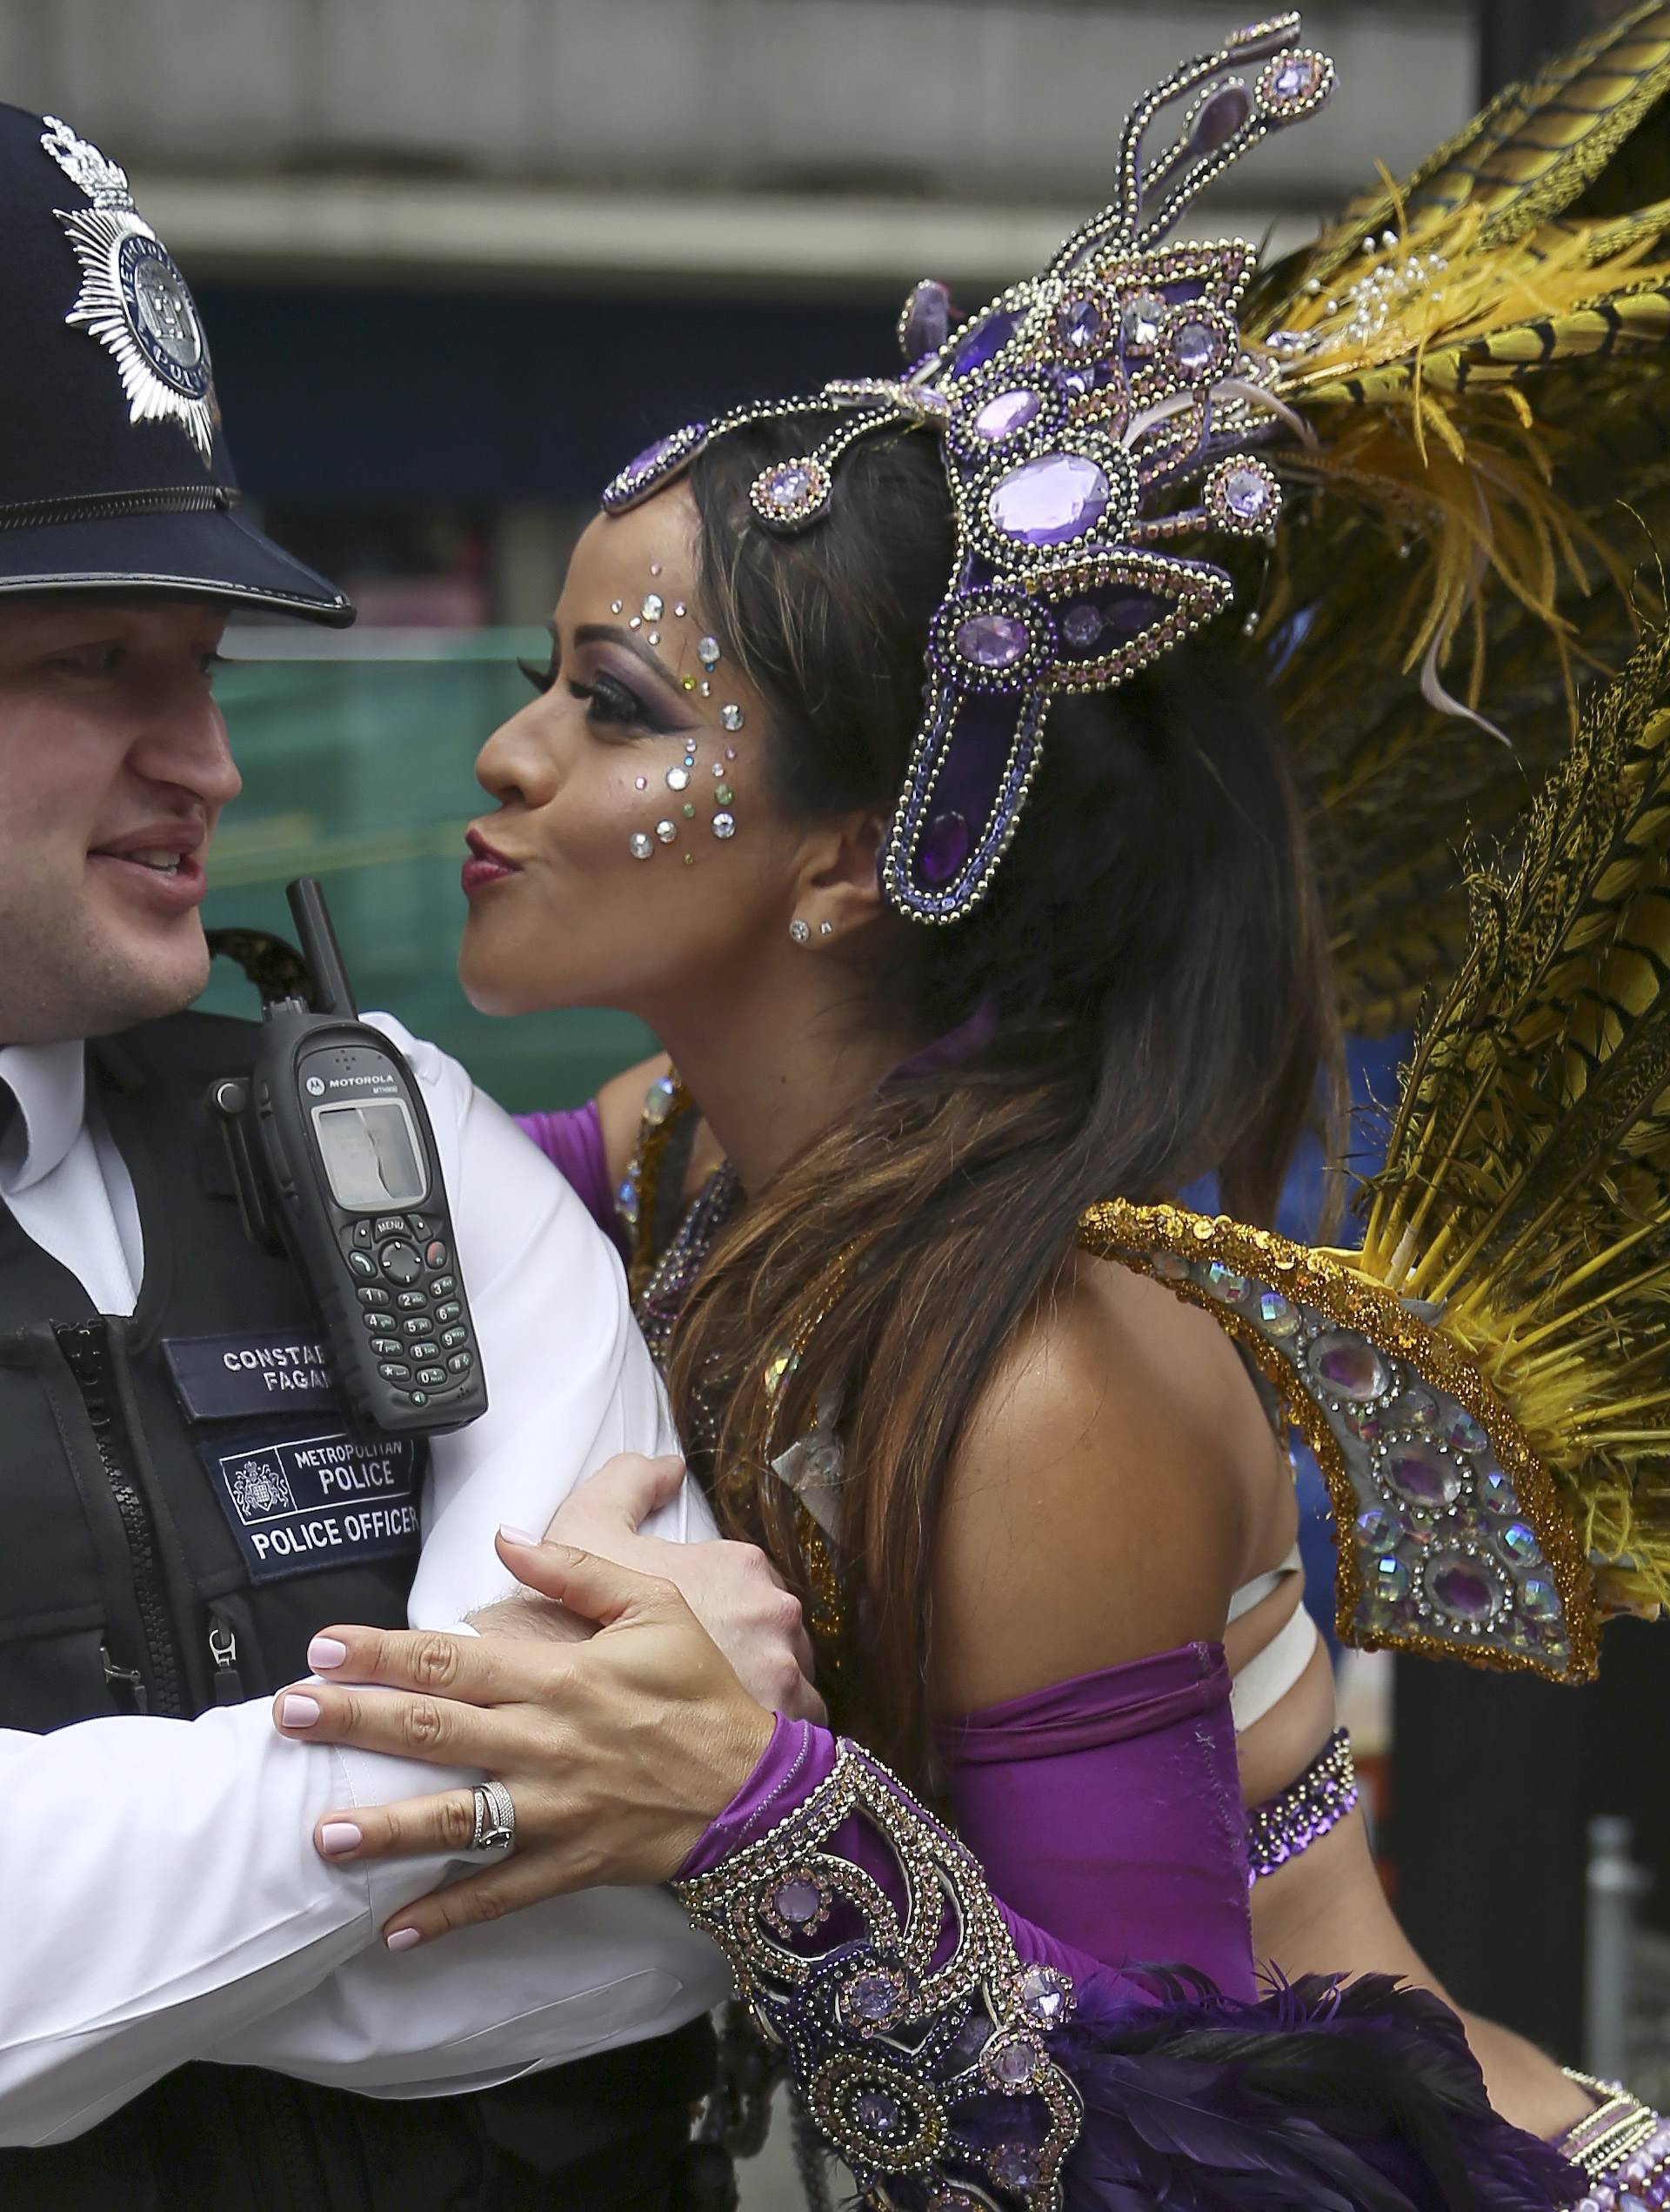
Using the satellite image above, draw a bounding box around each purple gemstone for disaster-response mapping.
[1192,83,1252,150]
[972,387,1041,442]
[1017,1964,1071,2027]
[985,2030,1041,2089]
[1173,318,1224,376]
[1310,1331,1387,1403]
[766,464,812,511]
[900,278,952,362]
[772,1876,822,1925]
[954,611,1030,669]
[1059,297,1104,351]
[1429,1556,1498,1622]
[920,810,971,885]
[953,307,1019,377]
[1223,467,1273,521]
[990,2142,1042,2190]
[1385,1441,1461,1509]
[854,2089,903,2137]
[1273,53,1320,102]
[843,1969,904,2025]
[988,451,1109,547]
[628,431,686,478]
[1063,603,1102,648]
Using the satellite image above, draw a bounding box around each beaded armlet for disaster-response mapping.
[1246,1727,1359,1884]
[1556,2073,1670,2209]
[675,1738,1083,2209]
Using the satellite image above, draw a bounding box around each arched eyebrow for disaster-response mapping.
[572,621,678,690]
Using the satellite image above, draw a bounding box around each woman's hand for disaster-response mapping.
[536,1453,824,1721]
[272,1534,776,1948]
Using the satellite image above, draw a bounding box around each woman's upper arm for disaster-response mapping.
[929,1260,1273,1716]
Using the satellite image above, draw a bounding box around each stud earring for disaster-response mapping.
[819,920,834,937]
[790,919,811,945]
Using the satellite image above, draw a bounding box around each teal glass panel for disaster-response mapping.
[197,634,655,1112]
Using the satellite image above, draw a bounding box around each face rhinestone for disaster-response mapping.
[655,819,677,844]
[1063,603,1103,647]
[712,812,737,839]
[1385,1440,1461,1509]
[988,451,1110,548]
[628,832,653,860]
[634,776,647,790]
[1310,1331,1388,1403]
[629,617,642,630]
[666,766,690,792]
[682,803,696,819]
[673,600,685,615]
[720,703,745,731]
[647,631,660,646]
[972,387,1042,442]
[715,783,733,804]
[725,745,737,758]
[698,635,722,668]
[649,562,663,577]
[1428,1554,1500,1623]
[954,611,1031,669]
[642,594,664,620]
[610,599,624,614]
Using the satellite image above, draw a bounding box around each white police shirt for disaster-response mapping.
[0,1013,729,2148]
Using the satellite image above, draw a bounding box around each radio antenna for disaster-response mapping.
[285,878,359,1019]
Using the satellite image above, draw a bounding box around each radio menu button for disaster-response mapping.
[380,1241,424,1286]
[372,1214,408,1240]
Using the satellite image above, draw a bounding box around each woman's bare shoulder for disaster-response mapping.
[929,1252,1282,1715]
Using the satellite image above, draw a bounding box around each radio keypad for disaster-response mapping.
[431,1275,456,1297]
[357,1286,391,1307]
[360,1309,389,1333]
[370,1336,402,1357]
[416,1366,447,1387]
[447,1351,473,1373]
[378,1361,412,1381]
[396,1290,427,1312]
[434,1301,461,1325]
[440,1327,467,1349]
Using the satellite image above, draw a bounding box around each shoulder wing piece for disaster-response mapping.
[1078,1198,1599,1682]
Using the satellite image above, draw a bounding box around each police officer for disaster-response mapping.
[0,102,807,2207]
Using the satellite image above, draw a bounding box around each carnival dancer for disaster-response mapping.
[277,10,1670,2206]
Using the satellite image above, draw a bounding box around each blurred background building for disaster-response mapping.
[6,3,1664,2202]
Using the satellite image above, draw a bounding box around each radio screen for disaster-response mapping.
[312,1099,427,1210]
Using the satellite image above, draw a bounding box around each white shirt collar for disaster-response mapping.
[0,1040,89,1195]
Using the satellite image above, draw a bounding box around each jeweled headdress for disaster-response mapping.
[604,15,1333,922]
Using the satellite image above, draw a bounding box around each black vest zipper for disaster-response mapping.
[59,1320,186,1719]
[207,1609,247,1704]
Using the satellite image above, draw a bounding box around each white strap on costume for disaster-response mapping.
[1227,1543,1320,1734]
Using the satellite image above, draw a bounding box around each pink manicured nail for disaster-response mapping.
[308,1635,349,1671]
[385,1927,422,1953]
[281,1693,321,1728]
[498,1524,540,1547]
[319,1821,362,1857]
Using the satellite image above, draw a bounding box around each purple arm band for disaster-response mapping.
[515,1100,627,1256]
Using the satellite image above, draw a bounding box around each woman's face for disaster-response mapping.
[460,485,807,1018]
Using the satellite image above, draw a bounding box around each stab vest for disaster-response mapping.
[3,1008,713,2210]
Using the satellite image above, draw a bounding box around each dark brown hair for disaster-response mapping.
[667,411,1340,1779]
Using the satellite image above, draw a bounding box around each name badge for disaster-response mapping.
[200,1427,424,1583]
[164,1331,337,1420]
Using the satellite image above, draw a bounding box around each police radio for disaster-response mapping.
[211,879,489,1437]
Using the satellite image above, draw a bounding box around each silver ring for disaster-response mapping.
[471,1779,516,1854]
